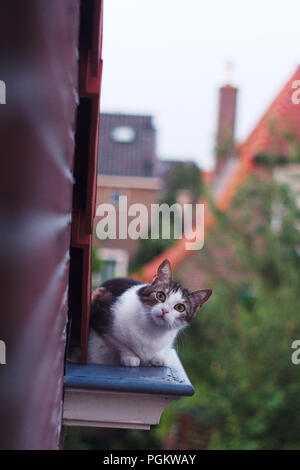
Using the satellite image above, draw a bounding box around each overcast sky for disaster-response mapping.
[100,0,299,170]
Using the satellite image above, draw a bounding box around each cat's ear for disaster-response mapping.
[189,289,212,312]
[91,286,112,304]
[152,259,172,284]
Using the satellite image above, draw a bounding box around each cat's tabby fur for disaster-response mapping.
[88,259,212,367]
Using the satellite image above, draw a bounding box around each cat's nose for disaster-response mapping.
[161,307,169,315]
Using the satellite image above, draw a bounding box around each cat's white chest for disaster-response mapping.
[111,285,175,362]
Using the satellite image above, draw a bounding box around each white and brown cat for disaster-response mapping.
[88,259,212,367]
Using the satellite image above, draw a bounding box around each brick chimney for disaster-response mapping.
[215,83,238,175]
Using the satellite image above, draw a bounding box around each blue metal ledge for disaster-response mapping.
[64,350,194,397]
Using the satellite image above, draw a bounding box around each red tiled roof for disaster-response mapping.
[239,65,300,166]
[138,66,300,282]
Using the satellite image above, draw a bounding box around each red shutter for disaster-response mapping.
[69,0,104,364]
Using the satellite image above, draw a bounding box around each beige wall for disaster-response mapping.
[93,175,163,259]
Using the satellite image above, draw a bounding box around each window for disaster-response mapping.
[111,126,136,143]
[99,259,116,282]
[111,190,122,205]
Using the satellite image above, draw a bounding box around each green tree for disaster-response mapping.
[92,246,102,273]
[166,174,300,449]
[162,162,203,206]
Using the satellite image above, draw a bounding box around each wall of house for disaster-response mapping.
[93,176,163,262]
[0,0,79,449]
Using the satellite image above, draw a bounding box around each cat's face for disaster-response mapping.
[138,259,212,330]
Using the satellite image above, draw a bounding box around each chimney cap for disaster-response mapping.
[224,60,234,86]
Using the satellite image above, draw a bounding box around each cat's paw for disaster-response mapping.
[151,355,168,367]
[120,356,140,367]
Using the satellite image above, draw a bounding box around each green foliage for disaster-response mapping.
[162,162,203,206]
[253,127,300,167]
[92,246,103,273]
[64,426,161,451]
[168,175,300,449]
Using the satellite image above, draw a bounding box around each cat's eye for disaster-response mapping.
[174,303,185,312]
[156,291,166,302]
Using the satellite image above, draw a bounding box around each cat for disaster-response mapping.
[88,259,212,367]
